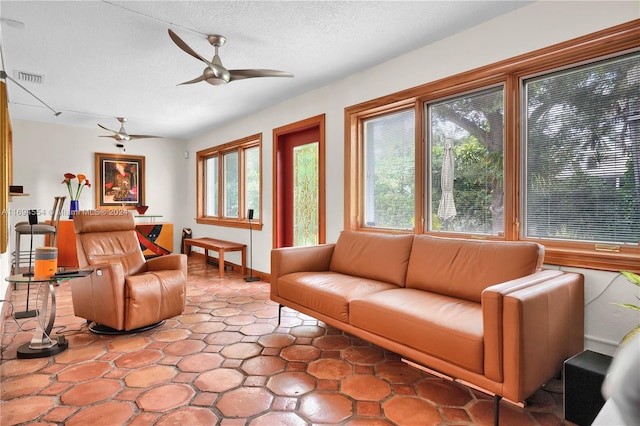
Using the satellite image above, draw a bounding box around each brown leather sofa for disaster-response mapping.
[69,210,187,333]
[271,231,584,407]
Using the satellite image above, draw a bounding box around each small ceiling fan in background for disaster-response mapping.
[98,117,162,150]
[168,29,294,86]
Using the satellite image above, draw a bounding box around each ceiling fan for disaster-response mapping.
[98,117,162,142]
[168,29,294,86]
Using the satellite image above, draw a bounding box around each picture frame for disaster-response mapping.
[95,153,145,209]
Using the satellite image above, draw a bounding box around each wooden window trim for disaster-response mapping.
[345,20,640,273]
[196,133,263,230]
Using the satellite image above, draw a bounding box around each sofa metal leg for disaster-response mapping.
[494,394,502,426]
[277,304,283,325]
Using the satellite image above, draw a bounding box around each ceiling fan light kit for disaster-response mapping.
[168,29,293,86]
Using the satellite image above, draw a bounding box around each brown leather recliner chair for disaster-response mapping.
[69,210,187,333]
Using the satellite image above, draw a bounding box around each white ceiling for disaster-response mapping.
[0,1,531,140]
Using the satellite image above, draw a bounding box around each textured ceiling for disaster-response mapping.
[0,1,530,140]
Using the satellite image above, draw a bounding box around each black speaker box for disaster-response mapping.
[564,350,612,426]
[28,210,38,225]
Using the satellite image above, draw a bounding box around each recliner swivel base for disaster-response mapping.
[88,320,165,335]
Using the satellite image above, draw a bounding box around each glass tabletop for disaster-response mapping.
[5,271,91,283]
[5,274,71,283]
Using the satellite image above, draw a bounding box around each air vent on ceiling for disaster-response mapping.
[13,70,44,84]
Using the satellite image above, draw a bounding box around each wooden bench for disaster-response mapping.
[183,237,246,279]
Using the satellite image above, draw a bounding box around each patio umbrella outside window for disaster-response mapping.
[437,138,456,229]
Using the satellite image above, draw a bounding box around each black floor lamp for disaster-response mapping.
[244,209,259,282]
[15,210,39,319]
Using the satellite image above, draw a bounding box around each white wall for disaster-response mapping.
[4,1,638,355]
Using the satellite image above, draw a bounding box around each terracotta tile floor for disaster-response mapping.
[1,258,570,425]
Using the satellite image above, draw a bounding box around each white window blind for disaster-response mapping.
[363,109,415,230]
[205,156,218,216]
[223,151,239,218]
[524,53,640,244]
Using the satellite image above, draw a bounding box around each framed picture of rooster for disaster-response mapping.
[95,153,145,209]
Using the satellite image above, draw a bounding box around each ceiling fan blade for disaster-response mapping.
[98,123,118,133]
[128,134,162,139]
[168,29,207,63]
[99,135,118,139]
[178,74,207,85]
[0,18,26,29]
[229,69,294,81]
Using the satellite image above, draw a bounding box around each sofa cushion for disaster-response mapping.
[278,271,397,322]
[350,288,484,373]
[406,235,544,302]
[329,231,414,287]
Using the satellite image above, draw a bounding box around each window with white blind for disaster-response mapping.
[223,151,239,218]
[196,134,262,228]
[204,156,218,216]
[244,146,261,220]
[363,109,415,230]
[523,53,640,245]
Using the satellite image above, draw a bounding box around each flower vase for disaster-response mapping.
[69,200,79,219]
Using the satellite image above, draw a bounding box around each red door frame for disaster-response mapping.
[273,114,325,248]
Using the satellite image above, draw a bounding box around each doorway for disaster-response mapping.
[273,114,325,248]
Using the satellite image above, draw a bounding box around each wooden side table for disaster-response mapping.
[183,237,246,278]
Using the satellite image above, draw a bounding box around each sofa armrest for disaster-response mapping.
[270,244,335,300]
[482,269,565,382]
[500,272,584,402]
[69,262,126,330]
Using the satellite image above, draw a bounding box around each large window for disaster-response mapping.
[197,134,262,229]
[524,54,639,246]
[346,21,639,272]
[428,87,504,236]
[363,109,415,230]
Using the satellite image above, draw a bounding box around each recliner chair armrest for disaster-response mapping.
[69,262,127,330]
[147,253,187,278]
